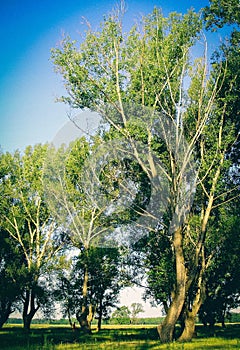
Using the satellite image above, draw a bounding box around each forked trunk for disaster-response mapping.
[158,227,186,343]
[76,265,94,333]
[178,270,206,342]
[77,307,91,332]
[22,289,40,331]
[178,300,204,342]
[157,295,185,342]
[77,304,95,333]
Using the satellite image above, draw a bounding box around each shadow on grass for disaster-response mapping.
[195,323,240,339]
[0,324,239,349]
[0,326,159,349]
[0,327,78,349]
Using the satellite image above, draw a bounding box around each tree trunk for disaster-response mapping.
[76,266,92,333]
[178,270,206,342]
[0,302,13,328]
[220,307,226,328]
[87,304,95,326]
[67,307,73,328]
[178,312,196,342]
[22,289,39,331]
[97,298,103,331]
[158,227,186,343]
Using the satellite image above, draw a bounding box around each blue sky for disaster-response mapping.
[0,0,229,152]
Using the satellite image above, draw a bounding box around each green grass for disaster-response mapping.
[1,323,240,349]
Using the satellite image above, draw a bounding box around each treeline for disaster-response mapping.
[5,316,165,326]
[1,0,240,344]
[6,312,240,326]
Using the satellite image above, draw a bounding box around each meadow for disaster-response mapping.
[0,323,240,349]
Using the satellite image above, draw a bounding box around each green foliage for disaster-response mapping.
[1,1,239,342]
[230,313,240,323]
[51,3,240,342]
[130,303,144,324]
[136,230,175,313]
[199,203,240,326]
[0,228,25,328]
[0,145,63,329]
[55,246,123,328]
[111,306,131,324]
[51,8,201,114]
[203,0,240,30]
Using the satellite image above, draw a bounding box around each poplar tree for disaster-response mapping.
[51,3,239,342]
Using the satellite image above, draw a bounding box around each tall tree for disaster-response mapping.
[0,145,61,330]
[44,137,128,331]
[51,5,239,342]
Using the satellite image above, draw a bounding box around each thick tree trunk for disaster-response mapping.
[77,304,95,333]
[178,312,196,342]
[22,289,39,331]
[158,227,186,343]
[76,266,93,333]
[178,270,206,342]
[0,302,13,328]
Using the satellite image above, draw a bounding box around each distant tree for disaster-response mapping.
[55,246,123,331]
[44,138,103,332]
[88,247,123,331]
[53,257,76,328]
[112,305,131,324]
[130,303,144,324]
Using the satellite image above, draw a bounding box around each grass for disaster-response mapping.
[0,323,240,349]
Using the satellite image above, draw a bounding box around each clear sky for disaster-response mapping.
[1,0,229,153]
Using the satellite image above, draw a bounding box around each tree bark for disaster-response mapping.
[179,312,196,342]
[97,298,103,331]
[178,267,206,342]
[76,265,92,333]
[22,289,39,331]
[158,227,186,343]
[0,302,13,329]
[220,309,226,328]
[67,307,73,328]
